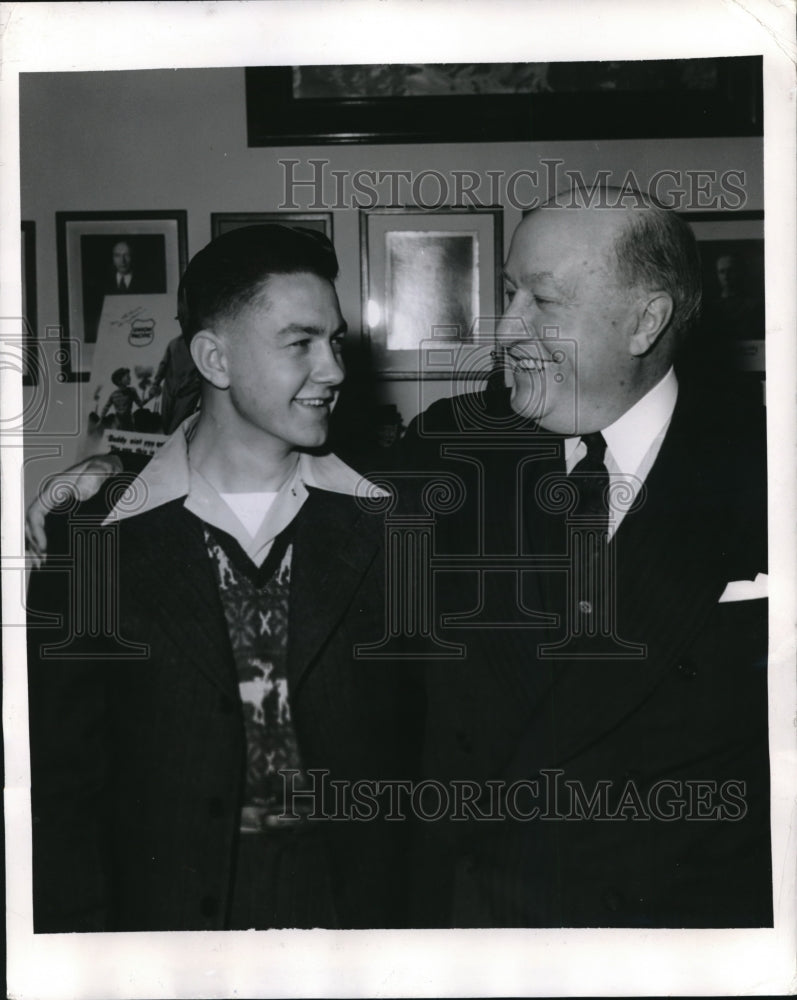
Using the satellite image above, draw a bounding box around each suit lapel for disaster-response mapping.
[121,502,236,697]
[521,435,568,621]
[609,393,728,659]
[433,434,565,746]
[500,392,741,771]
[287,488,382,692]
[121,492,383,699]
[531,395,732,766]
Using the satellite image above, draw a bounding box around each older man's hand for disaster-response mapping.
[25,453,124,568]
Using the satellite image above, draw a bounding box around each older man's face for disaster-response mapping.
[498,207,641,435]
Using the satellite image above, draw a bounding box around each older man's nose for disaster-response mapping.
[496,314,532,345]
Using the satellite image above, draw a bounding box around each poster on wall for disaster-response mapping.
[85,293,198,460]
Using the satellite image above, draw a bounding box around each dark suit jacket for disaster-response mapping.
[27,486,420,932]
[401,384,771,927]
[104,272,143,294]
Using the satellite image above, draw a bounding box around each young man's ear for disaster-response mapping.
[629,292,674,357]
[190,330,230,389]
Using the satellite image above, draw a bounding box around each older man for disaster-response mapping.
[405,193,770,928]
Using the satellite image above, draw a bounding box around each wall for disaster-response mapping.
[20,67,763,496]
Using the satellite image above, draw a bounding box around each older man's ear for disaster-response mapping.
[629,292,674,358]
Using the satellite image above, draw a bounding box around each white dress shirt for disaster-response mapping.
[564,367,678,538]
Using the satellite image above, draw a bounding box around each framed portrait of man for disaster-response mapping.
[55,210,188,381]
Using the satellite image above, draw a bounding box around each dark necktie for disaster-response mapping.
[570,431,610,533]
[542,432,645,657]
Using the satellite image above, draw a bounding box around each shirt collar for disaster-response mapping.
[565,367,678,478]
[104,411,374,531]
[103,412,197,523]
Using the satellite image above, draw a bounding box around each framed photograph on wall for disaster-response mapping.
[685,210,764,373]
[56,210,188,381]
[211,211,332,240]
[21,220,38,385]
[246,57,761,145]
[360,206,503,379]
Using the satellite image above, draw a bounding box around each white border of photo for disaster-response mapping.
[2,3,795,998]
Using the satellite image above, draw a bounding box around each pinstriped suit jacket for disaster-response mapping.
[403,384,771,927]
[27,486,419,931]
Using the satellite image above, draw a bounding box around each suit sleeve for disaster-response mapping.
[398,395,460,472]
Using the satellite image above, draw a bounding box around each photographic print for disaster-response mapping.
[56,211,188,380]
[3,4,795,1000]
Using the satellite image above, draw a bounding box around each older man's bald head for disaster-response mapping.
[538,191,702,343]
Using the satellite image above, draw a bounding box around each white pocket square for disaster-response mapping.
[718,573,768,603]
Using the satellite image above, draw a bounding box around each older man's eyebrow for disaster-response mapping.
[503,269,571,296]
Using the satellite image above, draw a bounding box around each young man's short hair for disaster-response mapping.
[111,367,130,387]
[177,224,340,345]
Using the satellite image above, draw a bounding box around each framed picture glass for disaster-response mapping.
[56,211,188,381]
[686,210,764,374]
[210,211,332,240]
[360,207,503,379]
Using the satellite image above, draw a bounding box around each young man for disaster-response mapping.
[27,225,416,932]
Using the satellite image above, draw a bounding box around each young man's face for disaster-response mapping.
[217,271,346,453]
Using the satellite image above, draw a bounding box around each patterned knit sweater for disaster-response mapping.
[204,522,310,832]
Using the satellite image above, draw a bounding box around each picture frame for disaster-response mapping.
[56,210,188,381]
[21,220,38,385]
[211,211,332,240]
[685,209,765,373]
[360,206,503,380]
[246,56,762,146]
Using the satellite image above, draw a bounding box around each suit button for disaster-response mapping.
[602,889,623,913]
[578,600,592,614]
[208,796,224,818]
[200,895,218,917]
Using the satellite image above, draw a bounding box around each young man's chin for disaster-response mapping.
[285,419,330,451]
